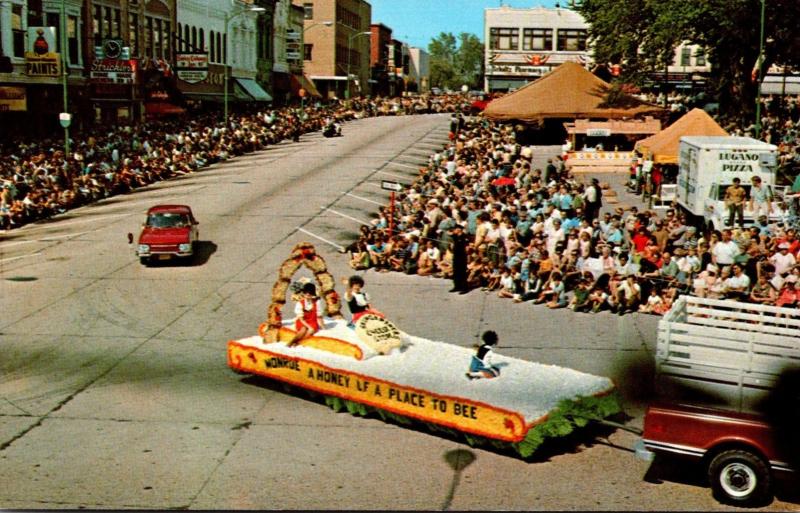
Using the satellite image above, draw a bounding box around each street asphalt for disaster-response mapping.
[0,114,797,510]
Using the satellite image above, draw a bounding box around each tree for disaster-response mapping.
[428,32,484,90]
[574,0,800,127]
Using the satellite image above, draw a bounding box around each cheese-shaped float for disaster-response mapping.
[227,243,621,458]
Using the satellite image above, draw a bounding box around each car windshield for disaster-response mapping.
[147,212,189,228]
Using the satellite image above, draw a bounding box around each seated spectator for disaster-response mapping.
[723,263,751,300]
[615,275,642,315]
[749,274,777,304]
[775,279,799,309]
[416,240,440,276]
[638,288,665,314]
[569,277,593,312]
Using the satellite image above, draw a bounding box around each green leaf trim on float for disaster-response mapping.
[319,391,622,458]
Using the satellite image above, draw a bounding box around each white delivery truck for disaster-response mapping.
[676,136,787,232]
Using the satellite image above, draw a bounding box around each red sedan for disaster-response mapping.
[135,204,199,265]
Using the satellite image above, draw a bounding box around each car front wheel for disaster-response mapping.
[139,256,150,266]
[708,449,772,506]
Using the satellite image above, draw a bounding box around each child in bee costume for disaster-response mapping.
[466,330,501,379]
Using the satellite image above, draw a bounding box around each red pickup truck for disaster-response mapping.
[637,295,798,506]
[642,402,793,506]
[135,204,199,265]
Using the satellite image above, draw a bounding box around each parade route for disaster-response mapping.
[1,114,797,510]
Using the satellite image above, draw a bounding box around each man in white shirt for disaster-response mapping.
[711,229,741,268]
[723,264,751,300]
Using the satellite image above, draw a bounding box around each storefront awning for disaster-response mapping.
[145,102,186,116]
[290,73,322,98]
[234,78,272,102]
[182,92,225,103]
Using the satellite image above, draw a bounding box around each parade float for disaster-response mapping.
[227,243,622,458]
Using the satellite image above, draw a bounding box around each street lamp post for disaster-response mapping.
[345,31,371,100]
[223,5,265,127]
[298,20,331,106]
[754,0,766,139]
[60,0,70,157]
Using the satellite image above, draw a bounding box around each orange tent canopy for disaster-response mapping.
[634,108,728,164]
[482,61,663,122]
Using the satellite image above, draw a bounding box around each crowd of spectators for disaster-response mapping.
[344,113,800,315]
[0,94,469,230]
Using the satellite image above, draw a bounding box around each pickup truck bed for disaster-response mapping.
[642,295,799,506]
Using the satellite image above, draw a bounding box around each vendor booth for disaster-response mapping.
[563,117,662,173]
[482,62,665,148]
[633,108,727,205]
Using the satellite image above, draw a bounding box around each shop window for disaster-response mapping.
[680,47,691,67]
[93,5,101,47]
[556,29,587,51]
[695,50,706,66]
[104,7,112,38]
[130,14,140,55]
[145,15,153,57]
[522,28,552,51]
[68,16,79,64]
[154,18,162,59]
[46,12,61,52]
[113,9,121,38]
[209,30,215,62]
[12,4,24,57]
[163,20,171,58]
[303,3,313,20]
[489,28,518,51]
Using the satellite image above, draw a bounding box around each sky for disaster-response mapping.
[369,0,561,49]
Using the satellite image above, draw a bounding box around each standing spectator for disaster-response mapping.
[724,177,746,228]
[583,178,603,221]
[749,175,773,218]
[449,224,469,293]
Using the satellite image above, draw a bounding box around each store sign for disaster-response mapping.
[25,52,60,76]
[488,64,550,76]
[0,86,27,111]
[25,26,60,77]
[176,53,209,84]
[91,59,135,84]
[586,128,612,137]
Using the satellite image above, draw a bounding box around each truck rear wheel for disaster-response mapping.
[708,449,772,506]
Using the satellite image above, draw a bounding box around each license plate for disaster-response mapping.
[158,254,171,260]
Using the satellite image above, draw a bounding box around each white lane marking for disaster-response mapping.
[377,170,410,180]
[384,161,419,170]
[1,230,93,248]
[321,207,371,226]
[0,251,43,264]
[344,192,383,206]
[297,228,345,251]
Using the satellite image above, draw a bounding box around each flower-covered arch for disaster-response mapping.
[259,242,343,343]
